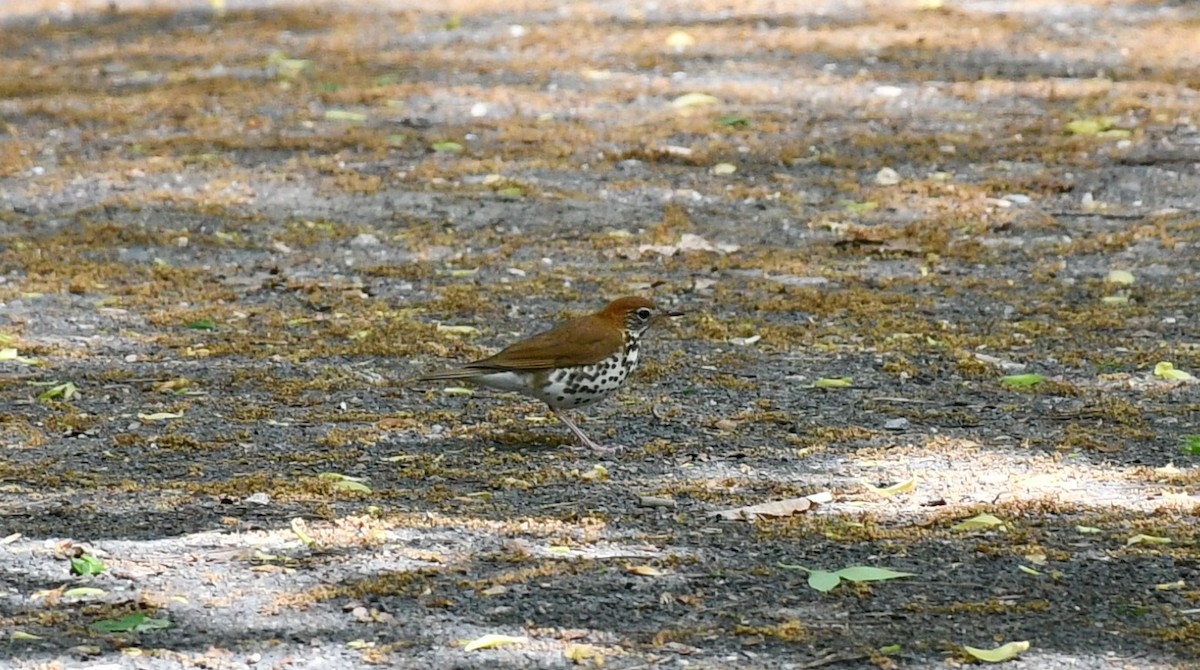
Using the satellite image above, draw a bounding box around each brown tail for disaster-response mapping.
[415,367,480,383]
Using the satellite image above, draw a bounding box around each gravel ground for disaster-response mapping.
[1,1,1199,668]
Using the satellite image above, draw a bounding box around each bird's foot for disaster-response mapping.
[570,438,626,455]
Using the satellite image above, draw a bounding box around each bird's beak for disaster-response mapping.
[653,309,684,325]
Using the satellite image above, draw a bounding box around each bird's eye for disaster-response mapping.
[635,308,653,321]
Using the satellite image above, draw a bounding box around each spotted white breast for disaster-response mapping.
[536,341,641,409]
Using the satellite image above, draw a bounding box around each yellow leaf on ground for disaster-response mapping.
[1153,362,1195,382]
[1126,534,1171,547]
[951,513,1006,532]
[565,643,604,664]
[864,477,917,496]
[462,634,527,652]
[963,641,1030,663]
[138,412,183,422]
[670,93,720,108]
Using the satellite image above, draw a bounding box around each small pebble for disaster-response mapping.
[884,418,909,431]
[874,167,900,186]
[349,233,380,248]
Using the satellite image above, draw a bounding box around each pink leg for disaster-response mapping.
[550,407,622,453]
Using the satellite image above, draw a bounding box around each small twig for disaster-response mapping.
[796,652,871,669]
[1047,211,1152,220]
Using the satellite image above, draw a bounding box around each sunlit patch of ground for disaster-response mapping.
[2,0,1199,668]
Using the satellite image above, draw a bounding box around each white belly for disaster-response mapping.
[472,370,534,393]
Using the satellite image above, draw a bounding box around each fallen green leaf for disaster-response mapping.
[70,554,104,576]
[1075,525,1102,534]
[432,141,464,154]
[813,377,852,389]
[834,566,915,583]
[879,644,901,655]
[186,319,217,331]
[963,640,1030,663]
[779,563,913,592]
[319,473,373,494]
[839,199,879,214]
[324,110,367,122]
[1181,435,1200,456]
[717,115,749,128]
[63,587,107,597]
[1000,373,1044,388]
[11,631,42,641]
[38,382,78,402]
[89,612,171,634]
[806,570,841,593]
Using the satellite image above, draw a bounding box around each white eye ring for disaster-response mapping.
[636,308,653,320]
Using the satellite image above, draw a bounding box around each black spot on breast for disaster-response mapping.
[556,395,564,402]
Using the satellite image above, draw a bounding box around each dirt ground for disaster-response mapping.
[1,1,1199,668]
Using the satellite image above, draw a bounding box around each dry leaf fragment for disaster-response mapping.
[627,565,664,577]
[711,491,831,521]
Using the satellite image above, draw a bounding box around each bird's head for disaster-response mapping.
[600,296,684,338]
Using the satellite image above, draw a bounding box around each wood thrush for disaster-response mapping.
[417,296,683,452]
